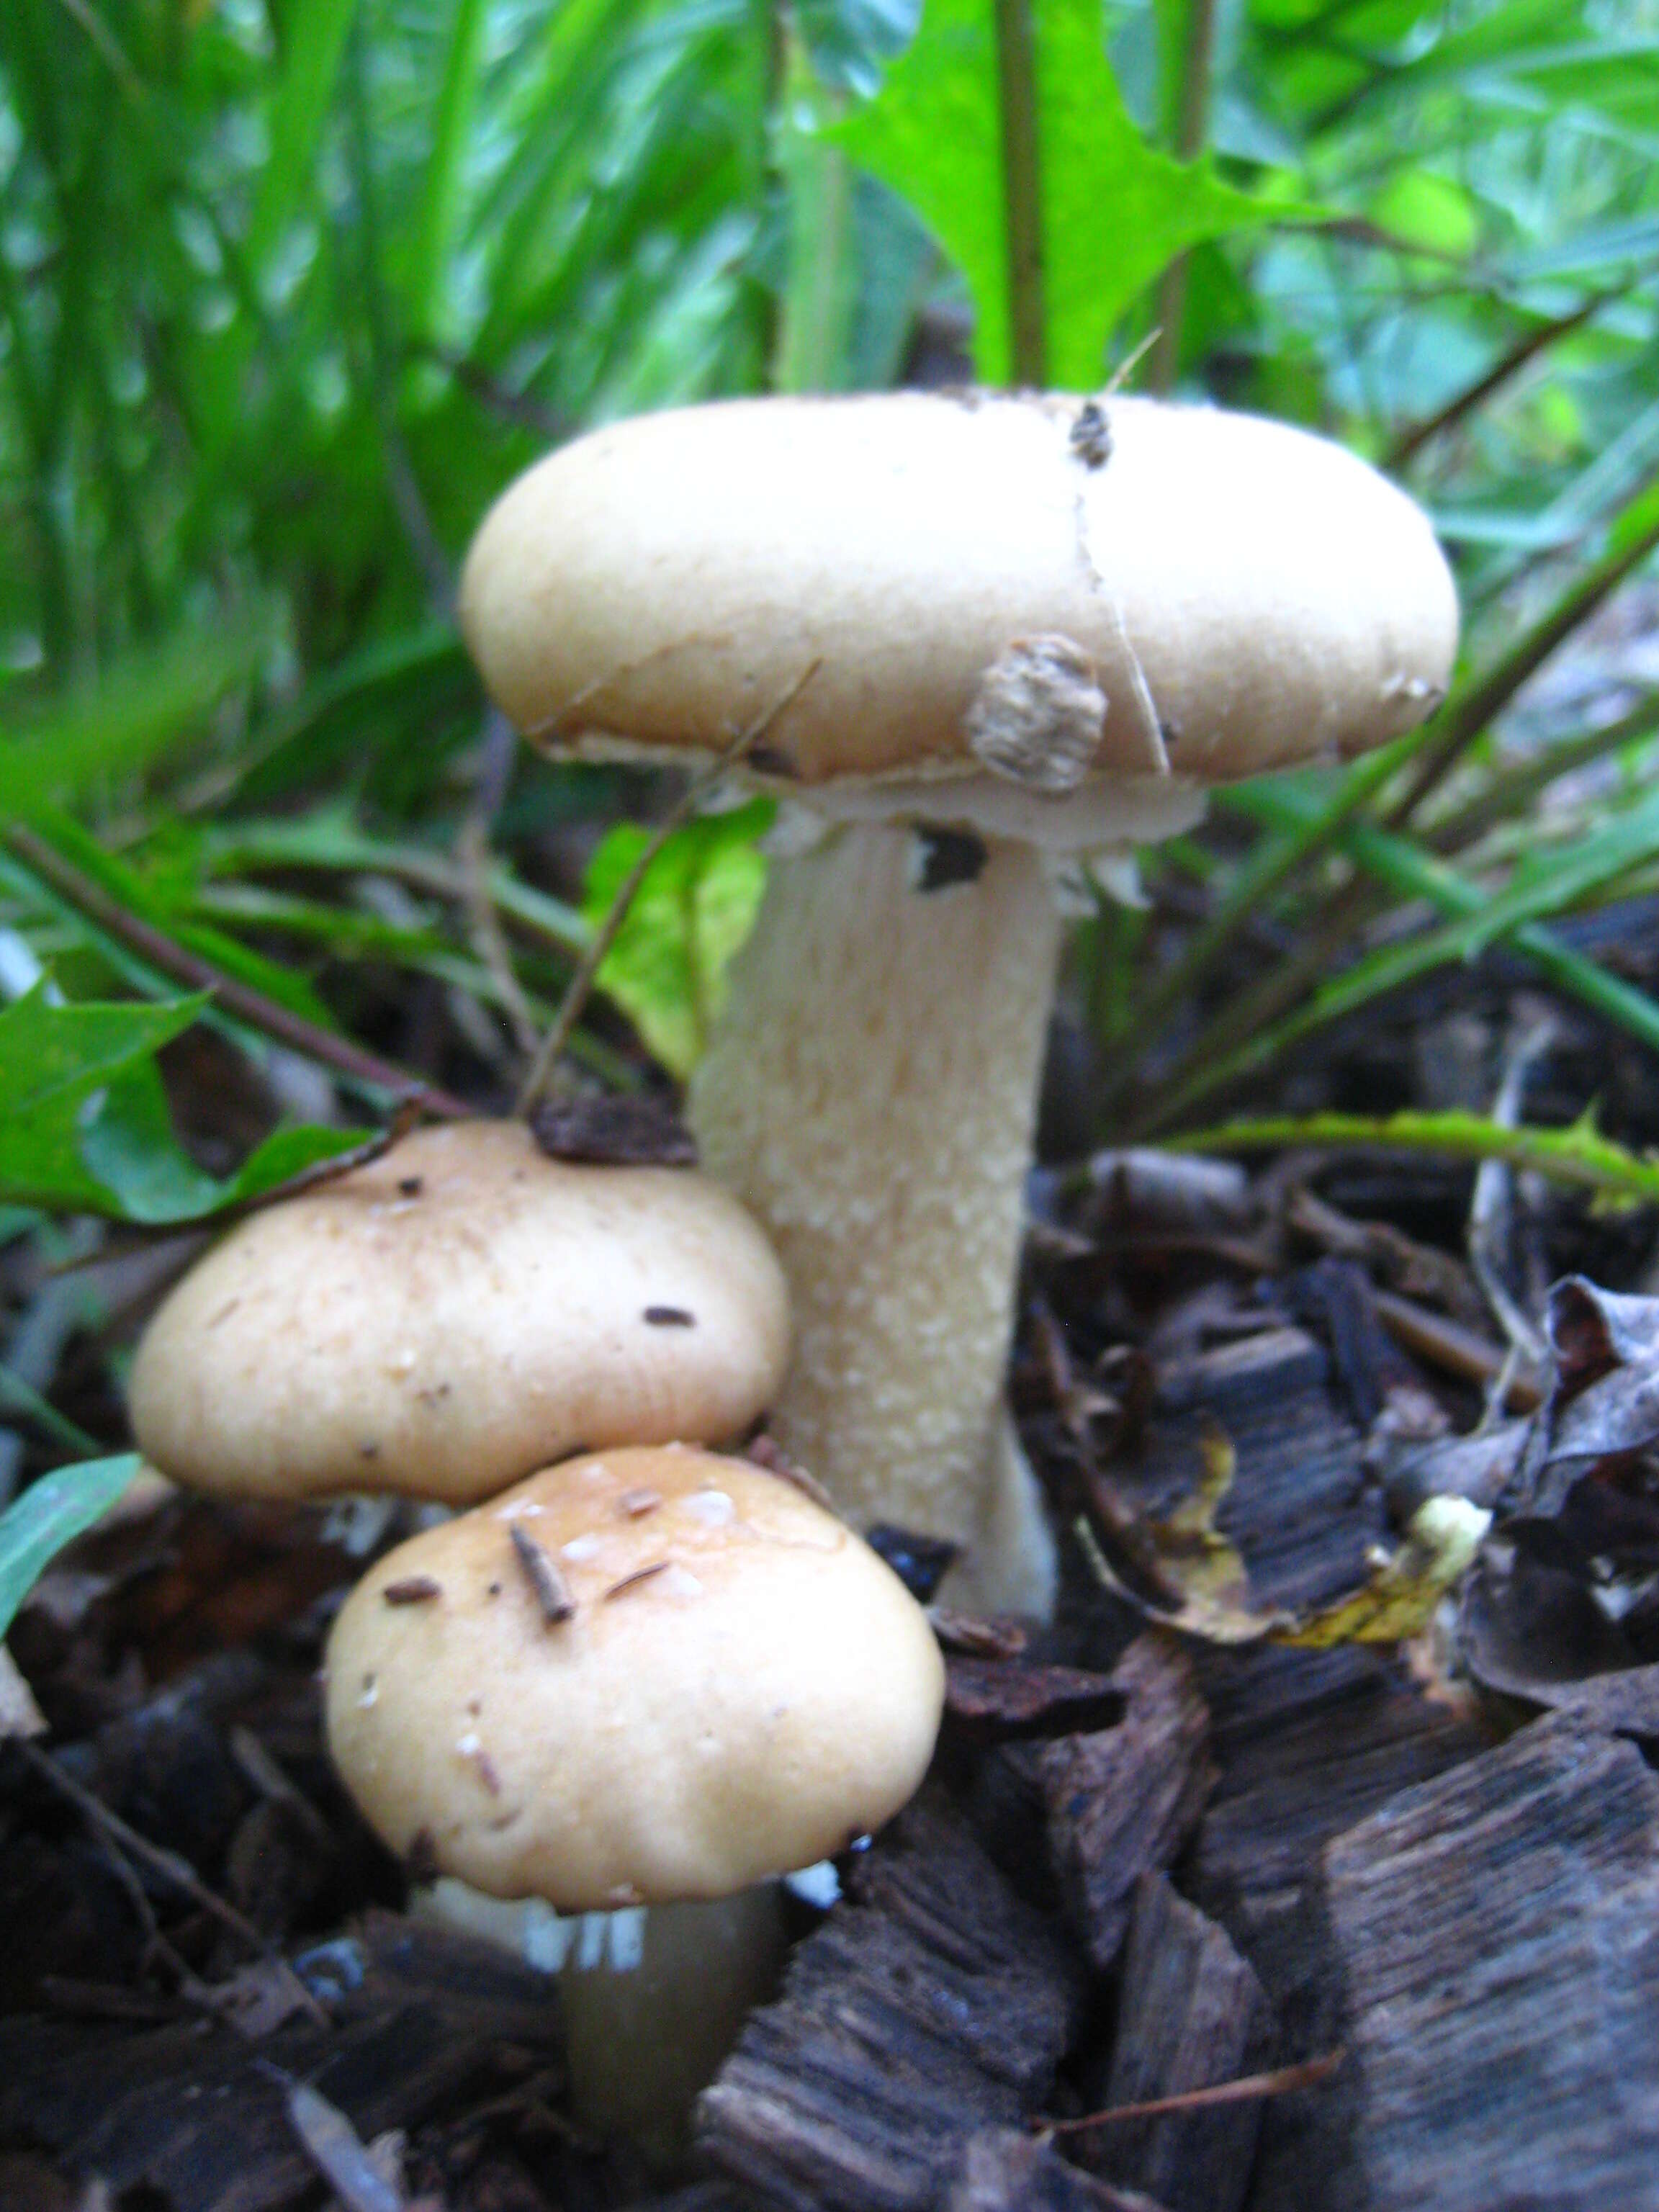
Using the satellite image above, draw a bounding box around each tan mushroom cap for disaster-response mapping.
[459,390,1458,799]
[324,1445,945,1906]
[128,1122,790,1505]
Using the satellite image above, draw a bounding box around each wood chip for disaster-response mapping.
[529,1093,698,1168]
[508,1526,574,1624]
[1069,1874,1273,2212]
[381,1577,441,1607]
[618,1488,662,1518]
[699,1797,1085,2212]
[946,1657,1124,1744]
[1040,1635,1213,1974]
[1313,1711,1659,2211]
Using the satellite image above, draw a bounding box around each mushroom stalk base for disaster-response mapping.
[688,822,1061,1615]
[415,1879,787,2169]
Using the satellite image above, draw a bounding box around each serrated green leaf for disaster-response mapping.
[583,803,772,1076]
[0,1455,141,1640]
[832,0,1303,384]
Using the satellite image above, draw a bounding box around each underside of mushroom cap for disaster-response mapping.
[324,1445,945,1906]
[459,390,1459,815]
[129,1121,790,1504]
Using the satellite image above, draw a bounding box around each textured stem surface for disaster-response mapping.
[689,822,1060,1613]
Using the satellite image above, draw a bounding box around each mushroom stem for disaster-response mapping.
[688,821,1061,1615]
[415,1878,787,2168]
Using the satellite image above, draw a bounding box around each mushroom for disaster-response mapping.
[129,1119,789,1504]
[324,1442,945,2160]
[459,392,1460,1615]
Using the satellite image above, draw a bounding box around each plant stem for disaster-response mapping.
[992,0,1046,385]
[1148,0,1218,395]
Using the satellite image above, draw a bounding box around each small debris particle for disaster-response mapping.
[746,742,798,778]
[965,634,1105,793]
[644,1305,696,1327]
[562,1532,603,1563]
[487,1581,503,1598]
[744,1434,837,1513]
[359,1442,381,1462]
[531,1093,698,1168]
[382,1575,441,1606]
[510,1524,576,1624]
[475,1749,502,1797]
[868,1523,960,1602]
[619,1488,662,1518]
[405,1827,439,1884]
[397,1175,423,1198]
[930,1606,1028,1658]
[603,1560,671,1601]
[914,827,988,893]
[683,1488,737,1526]
[358,1676,378,1709]
[1070,399,1112,467]
[457,1732,481,1756]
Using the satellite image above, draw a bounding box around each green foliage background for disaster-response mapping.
[4,0,1659,1523]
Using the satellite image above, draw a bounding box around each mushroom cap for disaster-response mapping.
[324,1444,945,1905]
[128,1121,790,1505]
[459,391,1458,809]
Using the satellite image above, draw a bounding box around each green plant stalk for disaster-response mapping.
[1387,470,1659,827]
[1139,782,1659,1130]
[1148,0,1218,394]
[405,0,490,344]
[1169,1108,1659,1208]
[1430,688,1659,855]
[992,0,1046,384]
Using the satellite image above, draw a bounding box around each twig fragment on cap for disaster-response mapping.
[382,1575,443,1606]
[603,1560,670,1602]
[510,1524,576,1624]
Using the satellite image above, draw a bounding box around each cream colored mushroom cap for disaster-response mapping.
[128,1121,790,1505]
[459,391,1457,797]
[324,1445,945,1905]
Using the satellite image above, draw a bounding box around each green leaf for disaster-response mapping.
[0,1455,141,1641]
[0,986,372,1223]
[0,632,250,818]
[832,0,1300,384]
[583,802,772,1077]
[1172,1109,1659,1210]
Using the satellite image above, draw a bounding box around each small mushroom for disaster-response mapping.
[459,392,1460,1614]
[324,1444,945,2160]
[128,1120,789,1504]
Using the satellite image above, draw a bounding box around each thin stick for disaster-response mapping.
[1042,2049,1345,2136]
[22,1743,328,2026]
[7,826,471,1119]
[514,660,822,1115]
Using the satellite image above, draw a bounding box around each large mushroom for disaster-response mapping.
[325,1442,945,2159]
[459,392,1459,1614]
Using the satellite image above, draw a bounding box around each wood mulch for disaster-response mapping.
[12,908,1659,2208]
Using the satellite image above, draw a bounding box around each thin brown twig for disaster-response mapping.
[7,824,471,1118]
[22,1742,329,2026]
[1385,291,1620,472]
[1040,2049,1345,2136]
[514,660,822,1115]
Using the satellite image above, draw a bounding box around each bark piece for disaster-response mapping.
[697,1794,1085,2212]
[1040,1633,1212,1972]
[945,1654,1124,1743]
[943,2131,1171,2212]
[1320,1710,1659,2212]
[1190,1645,1485,1950]
[0,1910,563,2212]
[1114,1328,1388,1617]
[1076,1874,1272,2212]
